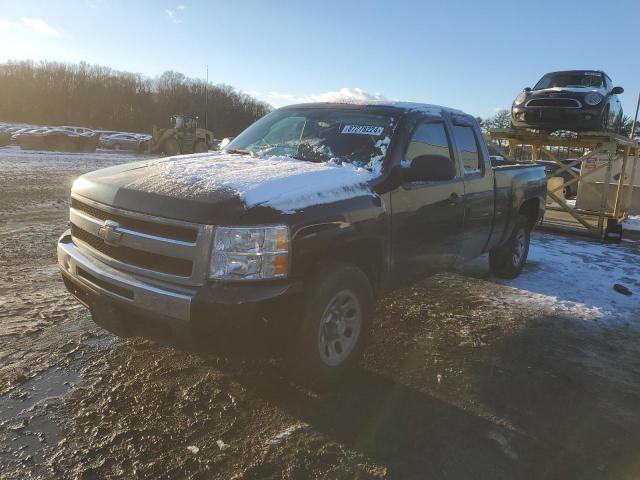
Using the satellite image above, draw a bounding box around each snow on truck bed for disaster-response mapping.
[127,152,379,213]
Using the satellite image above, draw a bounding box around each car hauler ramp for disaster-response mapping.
[487,128,639,239]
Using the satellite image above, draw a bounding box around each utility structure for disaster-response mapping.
[487,128,639,239]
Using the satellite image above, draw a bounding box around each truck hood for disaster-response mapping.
[72,152,379,224]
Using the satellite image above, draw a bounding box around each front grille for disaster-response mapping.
[71,224,193,277]
[71,198,198,243]
[526,98,581,108]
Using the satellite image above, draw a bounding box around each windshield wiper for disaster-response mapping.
[226,148,257,157]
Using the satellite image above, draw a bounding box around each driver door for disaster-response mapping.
[390,120,465,283]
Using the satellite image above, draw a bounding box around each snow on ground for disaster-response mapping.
[126,153,379,213]
[623,215,640,232]
[493,233,639,323]
[0,145,151,174]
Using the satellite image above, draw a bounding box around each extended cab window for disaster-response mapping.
[452,125,482,175]
[403,122,453,171]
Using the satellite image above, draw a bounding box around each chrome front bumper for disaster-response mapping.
[57,230,193,322]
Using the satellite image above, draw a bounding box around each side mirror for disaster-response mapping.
[524,87,532,92]
[612,86,624,95]
[219,137,232,149]
[403,154,456,182]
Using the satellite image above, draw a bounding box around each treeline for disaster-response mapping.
[0,61,271,137]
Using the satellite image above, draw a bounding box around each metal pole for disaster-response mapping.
[631,90,640,139]
[204,65,208,130]
[613,147,628,218]
[627,149,638,213]
[598,147,614,237]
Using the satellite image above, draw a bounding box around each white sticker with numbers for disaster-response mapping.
[341,125,384,135]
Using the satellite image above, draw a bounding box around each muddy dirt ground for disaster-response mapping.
[1,147,640,480]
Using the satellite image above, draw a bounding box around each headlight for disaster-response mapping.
[584,93,603,106]
[514,92,528,106]
[210,225,289,280]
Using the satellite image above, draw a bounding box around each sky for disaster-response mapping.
[0,0,639,118]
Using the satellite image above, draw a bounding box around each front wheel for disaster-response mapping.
[287,263,373,387]
[489,214,532,279]
[615,115,623,134]
[164,137,180,156]
[600,106,610,132]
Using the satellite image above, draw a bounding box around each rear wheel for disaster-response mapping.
[164,137,180,156]
[287,263,373,387]
[489,214,531,279]
[562,185,574,199]
[194,140,207,153]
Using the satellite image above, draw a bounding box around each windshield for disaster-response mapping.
[533,71,604,90]
[224,108,397,170]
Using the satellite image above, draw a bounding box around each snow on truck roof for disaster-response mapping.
[281,101,466,116]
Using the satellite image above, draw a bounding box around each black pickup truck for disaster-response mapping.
[58,102,546,383]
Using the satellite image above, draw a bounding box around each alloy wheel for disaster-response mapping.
[318,290,362,367]
[512,228,526,266]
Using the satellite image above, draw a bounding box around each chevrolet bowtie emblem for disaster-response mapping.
[98,220,123,246]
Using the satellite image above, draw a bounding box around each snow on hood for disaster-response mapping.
[125,152,380,213]
[535,86,607,95]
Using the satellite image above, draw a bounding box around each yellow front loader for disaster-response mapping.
[149,114,215,156]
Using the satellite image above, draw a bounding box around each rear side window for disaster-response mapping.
[404,122,453,166]
[452,125,482,174]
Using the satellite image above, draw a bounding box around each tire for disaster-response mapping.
[287,263,373,387]
[164,137,180,156]
[489,214,532,279]
[194,140,207,153]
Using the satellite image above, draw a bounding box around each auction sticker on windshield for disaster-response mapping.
[341,125,384,135]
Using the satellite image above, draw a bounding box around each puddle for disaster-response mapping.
[0,365,81,470]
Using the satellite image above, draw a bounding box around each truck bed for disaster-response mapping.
[489,162,546,249]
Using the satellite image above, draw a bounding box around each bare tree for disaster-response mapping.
[0,60,272,137]
[479,110,511,133]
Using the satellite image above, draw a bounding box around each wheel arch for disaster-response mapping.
[296,237,385,297]
[519,197,541,228]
